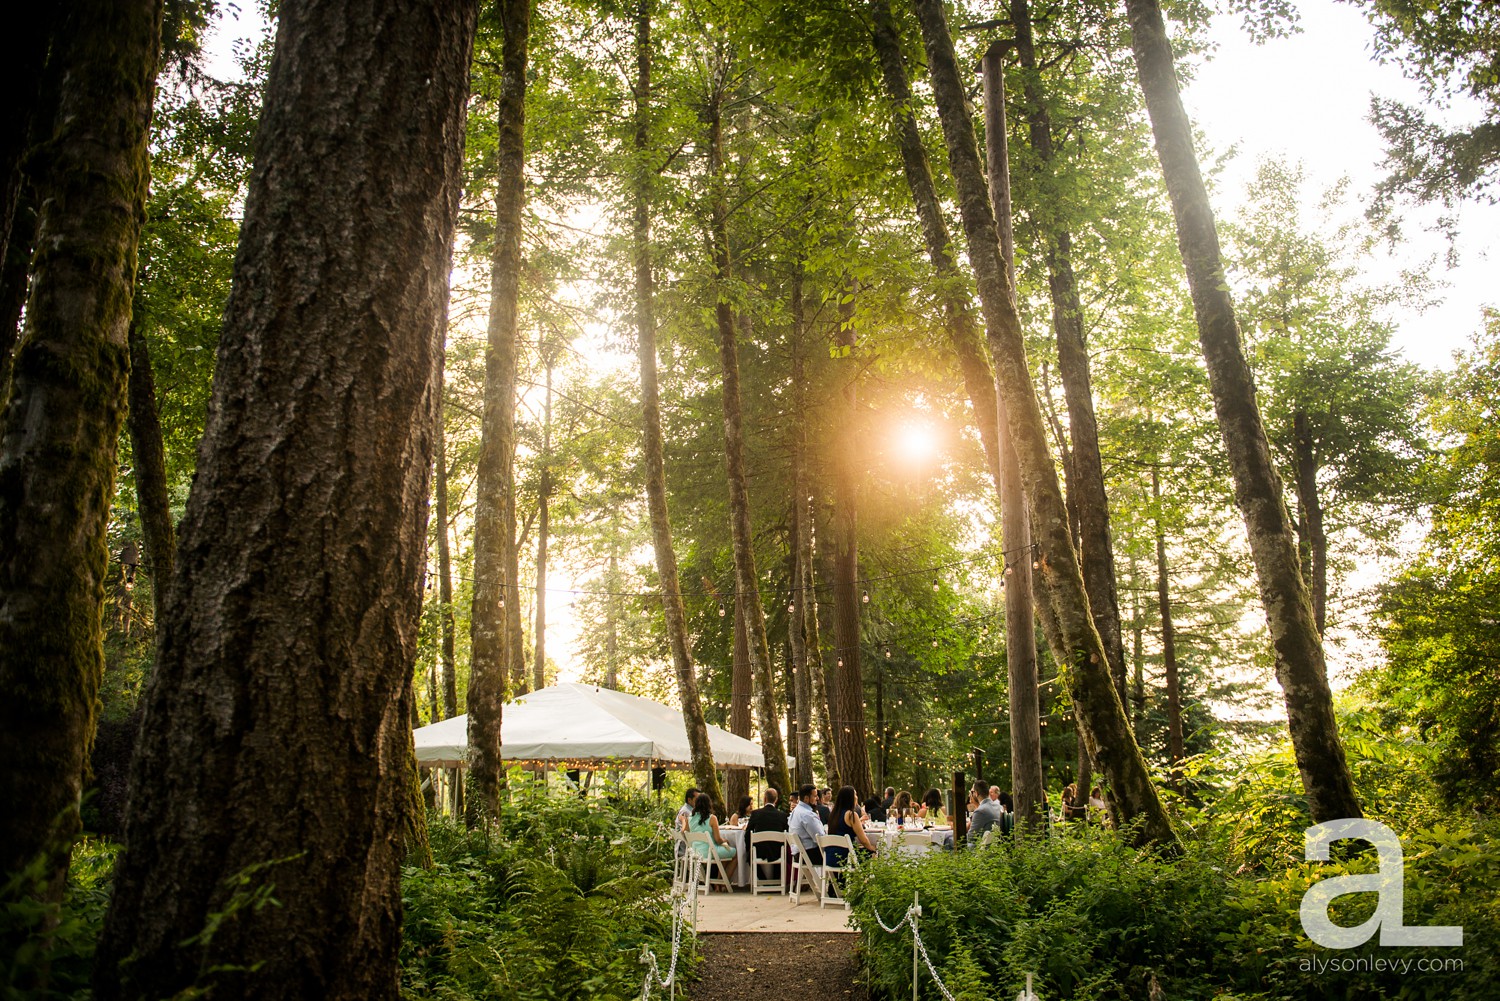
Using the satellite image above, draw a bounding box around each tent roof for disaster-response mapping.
[412,682,764,769]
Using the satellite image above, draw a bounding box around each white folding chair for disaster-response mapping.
[786,832,821,904]
[686,831,735,893]
[750,831,787,895]
[892,830,934,856]
[816,834,855,909]
[980,828,996,848]
[670,828,691,889]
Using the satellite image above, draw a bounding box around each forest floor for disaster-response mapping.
[683,932,868,999]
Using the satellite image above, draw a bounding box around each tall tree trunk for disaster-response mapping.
[0,0,160,898]
[1130,554,1146,732]
[829,287,872,797]
[126,320,176,621]
[1011,0,1128,704]
[1125,0,1360,823]
[533,349,553,690]
[435,404,458,721]
[981,42,1046,832]
[467,0,531,817]
[725,595,751,812]
[706,97,793,800]
[604,544,620,689]
[790,276,831,788]
[632,0,721,805]
[1152,469,1185,785]
[1292,408,1327,635]
[911,0,1174,846]
[93,0,475,995]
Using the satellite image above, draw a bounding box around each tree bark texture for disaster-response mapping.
[725,594,751,812]
[706,102,793,801]
[787,291,816,787]
[1292,408,1327,635]
[0,185,38,401]
[467,0,530,816]
[829,288,872,797]
[1152,469,1185,783]
[126,320,175,620]
[911,0,1175,846]
[93,0,476,997]
[0,0,160,891]
[533,350,552,690]
[1011,0,1128,704]
[435,402,458,720]
[633,0,721,805]
[1125,0,1361,823]
[981,43,1046,832]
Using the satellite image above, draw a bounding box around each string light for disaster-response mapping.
[932,579,940,592]
[718,604,726,617]
[862,590,869,603]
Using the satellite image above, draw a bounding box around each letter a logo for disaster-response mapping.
[1300,818,1462,949]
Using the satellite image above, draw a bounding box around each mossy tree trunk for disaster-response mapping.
[1151,468,1185,784]
[126,320,175,619]
[468,0,531,818]
[1125,0,1361,823]
[91,0,476,996]
[632,0,721,805]
[704,90,793,802]
[829,286,872,798]
[0,0,161,895]
[1011,0,1128,703]
[981,41,1046,832]
[910,0,1175,847]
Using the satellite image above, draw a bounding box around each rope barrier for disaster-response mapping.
[640,826,705,1001]
[868,890,1042,1001]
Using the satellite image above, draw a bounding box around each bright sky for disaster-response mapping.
[1187,0,1498,370]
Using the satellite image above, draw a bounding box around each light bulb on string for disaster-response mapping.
[932,579,940,592]
[718,604,726,617]
[862,590,869,604]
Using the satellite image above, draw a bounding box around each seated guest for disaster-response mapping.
[967,778,1003,844]
[816,788,832,825]
[998,790,1015,836]
[686,792,736,868]
[882,786,896,813]
[917,788,946,824]
[988,785,1001,803]
[825,785,878,868]
[1088,785,1107,820]
[745,788,789,866]
[675,787,699,832]
[891,790,916,822]
[864,794,887,823]
[1062,782,1082,821]
[788,783,827,865]
[729,794,753,826]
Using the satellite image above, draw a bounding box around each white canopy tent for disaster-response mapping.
[412,682,764,770]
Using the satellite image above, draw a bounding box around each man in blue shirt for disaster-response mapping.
[788,783,827,864]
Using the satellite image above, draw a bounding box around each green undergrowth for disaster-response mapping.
[847,732,1500,1001]
[399,782,691,1001]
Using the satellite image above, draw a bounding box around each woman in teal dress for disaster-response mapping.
[687,793,736,861]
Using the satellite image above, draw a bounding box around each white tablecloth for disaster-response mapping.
[872,825,954,854]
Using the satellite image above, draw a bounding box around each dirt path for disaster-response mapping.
[683,932,868,1000]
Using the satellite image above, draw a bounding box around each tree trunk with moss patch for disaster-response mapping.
[1125,0,1361,823]
[0,0,160,897]
[468,0,530,818]
[92,0,475,996]
[127,320,175,621]
[632,0,721,806]
[911,0,1174,846]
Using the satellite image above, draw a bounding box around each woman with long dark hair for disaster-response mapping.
[826,784,879,867]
